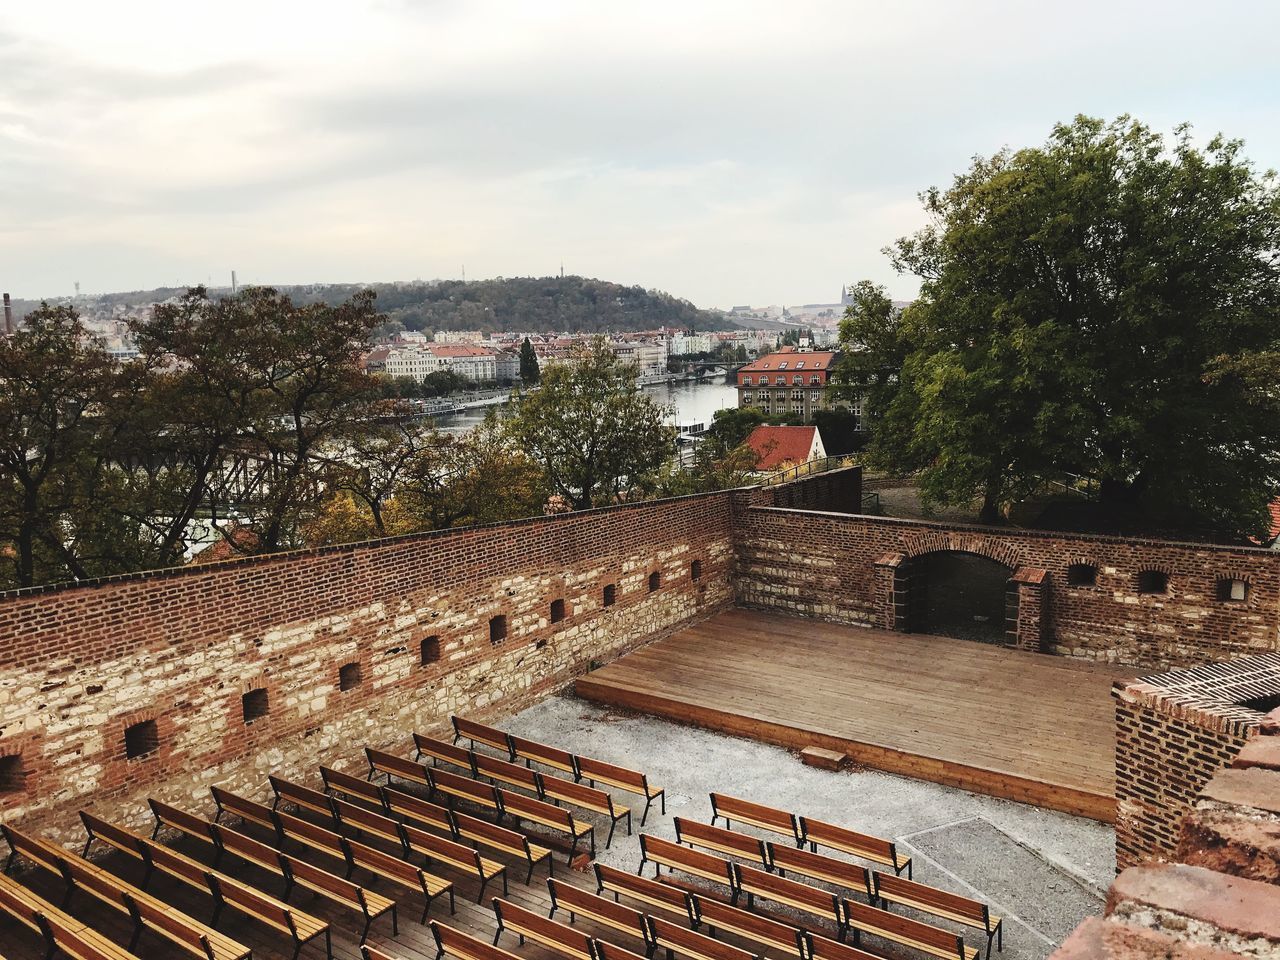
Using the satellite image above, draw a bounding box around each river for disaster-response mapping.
[431,377,739,434]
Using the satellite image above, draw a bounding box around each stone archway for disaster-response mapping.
[903,550,1014,645]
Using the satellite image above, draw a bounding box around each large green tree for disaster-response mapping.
[839,116,1280,536]
[519,337,541,385]
[507,338,676,509]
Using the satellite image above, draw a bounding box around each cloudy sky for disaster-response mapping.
[2,2,1278,308]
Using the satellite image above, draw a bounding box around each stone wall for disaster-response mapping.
[734,508,1280,667]
[0,492,738,845]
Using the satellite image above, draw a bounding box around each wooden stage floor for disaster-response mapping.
[576,609,1132,821]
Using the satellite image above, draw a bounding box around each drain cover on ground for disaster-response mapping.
[905,818,1103,948]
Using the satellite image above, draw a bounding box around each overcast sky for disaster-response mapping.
[2,2,1278,308]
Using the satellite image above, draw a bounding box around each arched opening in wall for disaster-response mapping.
[602,584,617,607]
[124,720,160,760]
[690,560,702,582]
[241,688,269,724]
[339,662,362,691]
[0,753,26,794]
[904,551,1014,645]
[550,599,566,624]
[421,635,441,666]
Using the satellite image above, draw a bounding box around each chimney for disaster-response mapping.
[3,293,12,335]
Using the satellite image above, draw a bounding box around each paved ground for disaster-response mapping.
[504,692,1112,960]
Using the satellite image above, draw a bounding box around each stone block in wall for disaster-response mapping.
[1176,767,1280,886]
[1235,735,1280,771]
[1052,916,1242,960]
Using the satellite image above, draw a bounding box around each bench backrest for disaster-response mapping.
[538,773,614,814]
[498,786,571,828]
[403,821,481,872]
[455,808,531,855]
[432,920,522,960]
[414,733,477,772]
[80,811,143,857]
[548,878,651,940]
[0,870,41,927]
[430,767,501,807]
[592,941,651,960]
[211,823,284,872]
[474,751,543,794]
[61,855,129,911]
[735,863,840,921]
[274,809,350,864]
[126,894,219,960]
[348,837,423,890]
[384,785,458,835]
[1,825,63,875]
[674,817,768,864]
[649,915,758,960]
[211,786,277,831]
[269,775,336,817]
[709,793,799,840]
[690,895,806,957]
[801,818,897,867]
[493,897,594,959]
[452,716,514,756]
[321,765,387,808]
[365,748,432,788]
[640,835,736,887]
[283,854,361,904]
[140,839,209,889]
[843,899,965,959]
[876,874,987,925]
[766,843,874,901]
[808,934,889,960]
[45,911,139,960]
[148,798,215,844]
[575,755,645,792]
[508,734,577,775]
[207,873,294,935]
[594,862,689,915]
[332,796,408,849]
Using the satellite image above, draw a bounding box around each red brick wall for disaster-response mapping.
[0,492,737,844]
[734,508,1280,667]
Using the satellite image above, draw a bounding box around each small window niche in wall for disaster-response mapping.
[1137,570,1169,595]
[339,662,362,691]
[489,615,508,645]
[241,688,269,724]
[1216,577,1249,602]
[648,571,661,593]
[550,599,566,624]
[124,719,160,760]
[1066,563,1097,587]
[602,584,617,607]
[421,635,441,666]
[690,560,703,582]
[0,753,26,795]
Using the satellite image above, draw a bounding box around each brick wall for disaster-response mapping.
[0,492,737,845]
[769,465,862,513]
[734,508,1280,667]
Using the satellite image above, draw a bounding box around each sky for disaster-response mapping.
[2,2,1278,309]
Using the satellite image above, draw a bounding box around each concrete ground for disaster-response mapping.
[504,692,1112,960]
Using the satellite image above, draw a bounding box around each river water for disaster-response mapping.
[432,377,739,434]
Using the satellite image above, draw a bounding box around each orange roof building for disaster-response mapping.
[745,424,826,471]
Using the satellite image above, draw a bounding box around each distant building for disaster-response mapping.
[427,344,498,382]
[735,346,843,423]
[494,350,520,382]
[610,339,668,378]
[745,424,826,471]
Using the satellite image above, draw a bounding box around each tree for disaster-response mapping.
[840,116,1280,536]
[506,338,676,509]
[519,337,541,385]
[704,407,771,454]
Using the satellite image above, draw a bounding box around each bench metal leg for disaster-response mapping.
[325,929,333,960]
[636,856,648,876]
[80,835,95,859]
[626,810,633,836]
[640,796,654,827]
[606,818,617,849]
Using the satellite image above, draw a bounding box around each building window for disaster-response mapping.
[1137,570,1169,595]
[793,375,802,384]
[648,571,661,593]
[742,375,752,385]
[603,584,617,607]
[796,360,806,369]
[420,635,441,665]
[1216,577,1249,602]
[792,390,803,401]
[0,754,26,794]
[125,720,160,760]
[1066,563,1097,587]
[778,362,788,370]
[550,598,566,623]
[810,376,820,384]
[489,615,507,644]
[690,560,702,582]
[339,662,362,691]
[241,688,269,724]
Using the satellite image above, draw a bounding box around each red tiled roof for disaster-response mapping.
[738,347,837,373]
[427,344,496,357]
[746,425,819,470]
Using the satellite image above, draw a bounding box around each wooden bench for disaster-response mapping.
[272,810,355,874]
[766,843,876,904]
[211,820,291,875]
[281,853,398,943]
[321,765,389,811]
[733,863,843,930]
[270,775,339,820]
[211,785,282,842]
[539,774,632,848]
[498,786,595,862]
[414,733,479,773]
[875,874,1003,958]
[649,915,759,960]
[508,733,579,779]
[576,755,665,826]
[809,933,893,960]
[0,868,141,960]
[148,797,218,852]
[366,748,435,793]
[429,767,503,817]
[800,817,911,878]
[452,716,515,758]
[448,802,553,884]
[594,862,693,923]
[491,897,595,960]
[473,750,544,796]
[674,818,768,869]
[348,835,455,921]
[592,941,652,960]
[843,899,976,960]
[430,919,523,960]
[362,947,401,960]
[687,893,808,960]
[708,794,802,845]
[205,864,332,960]
[332,795,411,854]
[384,785,458,837]
[547,877,654,949]
[403,820,508,901]
[637,835,737,897]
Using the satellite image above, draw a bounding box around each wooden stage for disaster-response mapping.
[576,609,1131,821]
